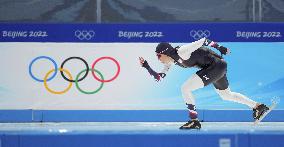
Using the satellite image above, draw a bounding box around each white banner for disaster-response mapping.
[0,43,186,110]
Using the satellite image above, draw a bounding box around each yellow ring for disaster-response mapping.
[44,68,73,94]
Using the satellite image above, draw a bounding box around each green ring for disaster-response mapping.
[75,69,104,94]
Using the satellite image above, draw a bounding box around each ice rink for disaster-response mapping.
[0,122,284,134]
[0,122,284,147]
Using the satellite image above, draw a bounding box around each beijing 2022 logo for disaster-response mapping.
[29,56,120,95]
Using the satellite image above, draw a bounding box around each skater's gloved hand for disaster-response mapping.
[204,39,231,55]
[139,57,162,82]
[218,46,231,55]
[154,73,166,82]
[139,57,148,68]
[159,73,166,78]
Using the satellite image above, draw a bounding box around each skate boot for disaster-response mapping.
[179,119,201,130]
[253,104,269,120]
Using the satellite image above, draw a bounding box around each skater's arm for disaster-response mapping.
[139,57,166,81]
[203,38,230,55]
[177,38,206,60]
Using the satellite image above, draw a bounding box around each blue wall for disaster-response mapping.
[0,110,283,122]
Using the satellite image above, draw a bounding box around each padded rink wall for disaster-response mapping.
[1,110,284,122]
[0,23,284,147]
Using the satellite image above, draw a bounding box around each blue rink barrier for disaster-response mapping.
[0,133,253,147]
[0,110,284,122]
[0,110,33,122]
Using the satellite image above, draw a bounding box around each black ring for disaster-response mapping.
[60,57,89,82]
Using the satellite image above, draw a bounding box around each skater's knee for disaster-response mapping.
[181,83,189,93]
[181,74,204,93]
[181,82,197,93]
[215,88,232,100]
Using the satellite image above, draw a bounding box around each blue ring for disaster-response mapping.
[29,56,58,82]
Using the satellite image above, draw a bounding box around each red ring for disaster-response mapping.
[91,57,120,82]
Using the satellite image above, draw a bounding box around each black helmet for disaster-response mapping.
[155,42,175,56]
[155,42,180,62]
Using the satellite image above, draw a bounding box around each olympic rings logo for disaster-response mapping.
[190,30,211,40]
[74,30,95,40]
[29,56,120,95]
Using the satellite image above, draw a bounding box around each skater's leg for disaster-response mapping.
[181,60,226,120]
[213,74,269,120]
[181,73,204,119]
[180,60,226,129]
[214,75,258,108]
[215,87,258,108]
[181,73,204,105]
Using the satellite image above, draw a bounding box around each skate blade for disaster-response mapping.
[179,127,201,130]
[254,102,277,125]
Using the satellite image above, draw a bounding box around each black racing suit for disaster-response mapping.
[172,46,228,90]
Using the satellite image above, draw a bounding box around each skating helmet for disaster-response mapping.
[155,42,176,56]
